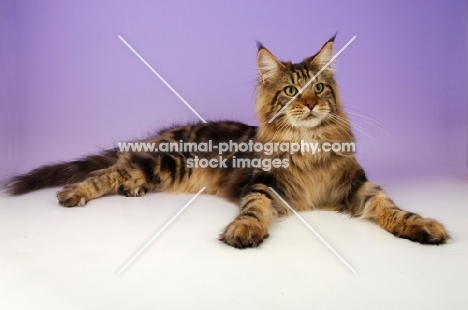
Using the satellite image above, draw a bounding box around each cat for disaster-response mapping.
[4,35,449,248]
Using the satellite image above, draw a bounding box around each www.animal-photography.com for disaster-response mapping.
[1,1,467,309]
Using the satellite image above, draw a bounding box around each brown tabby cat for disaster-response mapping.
[5,36,449,248]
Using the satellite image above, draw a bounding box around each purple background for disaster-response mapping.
[1,0,467,183]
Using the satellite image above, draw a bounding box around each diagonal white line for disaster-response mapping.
[118,35,207,123]
[117,187,206,275]
[269,187,357,274]
[268,36,357,123]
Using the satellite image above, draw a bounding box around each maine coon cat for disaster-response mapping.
[5,36,449,248]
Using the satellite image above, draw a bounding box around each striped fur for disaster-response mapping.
[4,37,449,248]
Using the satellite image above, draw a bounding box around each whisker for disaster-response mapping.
[328,113,380,156]
[323,114,354,141]
[345,109,394,140]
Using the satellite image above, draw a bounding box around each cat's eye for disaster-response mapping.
[284,86,298,97]
[313,83,324,94]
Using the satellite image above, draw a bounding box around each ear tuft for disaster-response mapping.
[310,35,336,68]
[256,41,265,51]
[328,32,337,43]
[257,47,282,84]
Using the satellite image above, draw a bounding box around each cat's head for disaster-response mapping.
[255,36,345,132]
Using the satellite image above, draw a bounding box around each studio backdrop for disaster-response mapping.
[1,0,466,183]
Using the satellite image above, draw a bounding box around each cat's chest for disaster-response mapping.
[274,162,345,211]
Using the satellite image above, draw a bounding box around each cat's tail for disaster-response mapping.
[3,149,119,196]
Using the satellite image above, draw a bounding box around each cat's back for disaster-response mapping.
[147,120,257,144]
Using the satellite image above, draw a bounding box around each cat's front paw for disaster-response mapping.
[57,185,88,207]
[397,218,450,245]
[219,219,269,249]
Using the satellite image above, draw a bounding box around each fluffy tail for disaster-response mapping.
[3,149,119,196]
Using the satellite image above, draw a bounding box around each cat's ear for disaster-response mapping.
[257,42,283,84]
[310,34,336,69]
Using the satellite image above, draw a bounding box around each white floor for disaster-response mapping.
[0,176,467,310]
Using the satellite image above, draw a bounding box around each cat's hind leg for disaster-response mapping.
[56,163,151,207]
[56,151,188,207]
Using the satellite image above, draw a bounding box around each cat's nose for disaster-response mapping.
[306,101,316,110]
